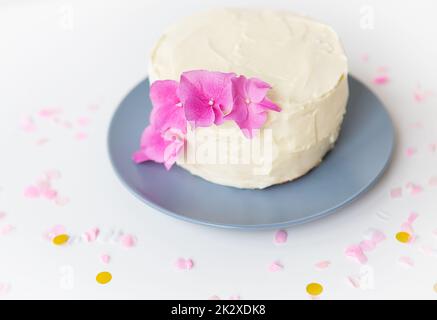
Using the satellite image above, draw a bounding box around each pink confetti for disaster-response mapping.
[0,224,14,235]
[315,260,331,270]
[406,182,423,195]
[77,116,90,126]
[41,188,58,200]
[0,283,11,296]
[400,212,418,243]
[75,132,88,140]
[120,234,136,248]
[274,229,288,244]
[83,227,100,242]
[365,229,386,244]
[345,244,368,264]
[373,75,390,85]
[38,107,61,118]
[413,87,433,103]
[0,211,6,220]
[20,116,36,133]
[175,258,194,270]
[398,256,414,268]
[390,187,402,198]
[405,147,417,157]
[209,295,221,300]
[429,176,437,187]
[24,185,40,198]
[346,275,361,288]
[268,261,283,272]
[100,254,111,264]
[45,169,61,180]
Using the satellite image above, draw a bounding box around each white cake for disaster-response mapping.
[148,8,349,189]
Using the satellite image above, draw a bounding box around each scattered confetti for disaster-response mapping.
[175,258,194,270]
[38,107,62,118]
[406,182,423,196]
[52,234,70,246]
[398,256,414,268]
[96,271,112,285]
[396,231,411,244]
[345,229,385,264]
[82,227,100,242]
[274,229,288,244]
[373,75,389,85]
[100,254,111,264]
[120,234,136,248]
[405,147,417,157]
[24,185,40,198]
[413,86,433,103]
[268,261,283,272]
[306,283,323,296]
[0,224,14,236]
[345,245,368,264]
[390,187,402,199]
[20,116,36,133]
[24,172,68,205]
[315,260,331,270]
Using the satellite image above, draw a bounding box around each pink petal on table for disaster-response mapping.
[75,132,88,140]
[100,254,111,264]
[405,147,417,157]
[373,75,390,85]
[345,245,368,264]
[398,256,414,268]
[429,176,437,187]
[315,260,331,270]
[120,234,136,248]
[274,229,288,244]
[0,224,14,235]
[83,227,100,242]
[268,261,283,272]
[24,185,40,198]
[390,187,402,198]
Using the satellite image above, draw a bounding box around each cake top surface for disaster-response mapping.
[150,8,348,104]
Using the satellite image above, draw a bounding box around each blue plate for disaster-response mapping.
[108,76,395,229]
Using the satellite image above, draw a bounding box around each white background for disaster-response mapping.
[0,0,436,299]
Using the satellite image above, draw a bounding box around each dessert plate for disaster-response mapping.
[108,76,395,229]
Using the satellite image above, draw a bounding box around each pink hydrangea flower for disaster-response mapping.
[226,75,280,138]
[179,70,235,127]
[132,80,187,169]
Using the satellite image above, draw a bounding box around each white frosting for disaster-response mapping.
[149,8,349,189]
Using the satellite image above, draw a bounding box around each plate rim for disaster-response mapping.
[107,76,395,230]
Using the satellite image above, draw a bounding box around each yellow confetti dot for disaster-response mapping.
[306,282,323,296]
[96,271,112,285]
[396,231,411,243]
[52,234,69,246]
[433,283,437,293]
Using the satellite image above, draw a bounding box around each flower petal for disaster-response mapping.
[245,77,271,103]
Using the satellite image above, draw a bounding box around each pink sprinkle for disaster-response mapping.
[41,188,58,200]
[39,107,61,118]
[100,254,111,264]
[390,187,402,198]
[274,229,288,244]
[429,176,437,187]
[398,256,414,268]
[77,116,90,126]
[315,260,331,270]
[405,147,417,157]
[24,185,40,198]
[20,116,36,133]
[0,224,14,235]
[120,234,136,248]
[55,195,70,206]
[75,132,88,140]
[373,75,390,85]
[268,261,283,272]
[345,245,368,264]
[175,258,194,270]
[406,182,423,196]
[83,227,100,242]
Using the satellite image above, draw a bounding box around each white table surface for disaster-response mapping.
[1,0,436,299]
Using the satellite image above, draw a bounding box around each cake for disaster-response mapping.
[140,8,348,189]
